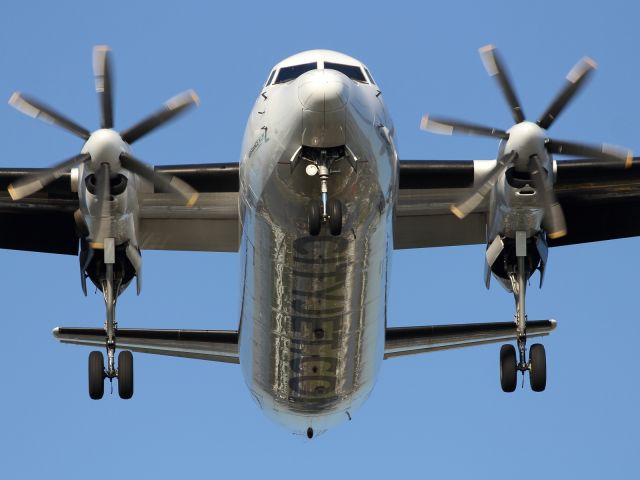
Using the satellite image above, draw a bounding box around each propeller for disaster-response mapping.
[8,45,200,235]
[421,44,632,239]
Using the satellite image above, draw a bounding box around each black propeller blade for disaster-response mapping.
[8,153,91,200]
[120,90,199,145]
[537,57,597,130]
[451,151,519,219]
[479,44,525,124]
[9,92,91,140]
[93,162,113,246]
[120,152,198,206]
[93,45,114,129]
[420,115,508,139]
[545,139,632,168]
[529,155,567,239]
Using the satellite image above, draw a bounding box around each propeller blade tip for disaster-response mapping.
[419,115,429,131]
[89,241,104,250]
[189,89,200,107]
[479,44,498,76]
[479,44,496,53]
[547,229,567,240]
[8,91,21,106]
[584,56,598,69]
[7,184,19,200]
[450,205,466,219]
[186,192,199,207]
[625,150,633,169]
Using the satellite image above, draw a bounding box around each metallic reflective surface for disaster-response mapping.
[238,50,397,435]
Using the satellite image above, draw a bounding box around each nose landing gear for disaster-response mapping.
[499,232,547,393]
[87,238,134,400]
[304,148,343,236]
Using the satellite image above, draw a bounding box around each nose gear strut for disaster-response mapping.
[304,147,344,236]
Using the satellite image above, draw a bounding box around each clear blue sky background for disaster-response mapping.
[0,1,638,478]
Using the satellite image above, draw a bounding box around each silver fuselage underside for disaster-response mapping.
[238,68,397,436]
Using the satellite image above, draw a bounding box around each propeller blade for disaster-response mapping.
[537,57,597,130]
[529,155,567,239]
[93,45,114,129]
[546,138,632,168]
[420,115,508,139]
[119,152,198,206]
[451,150,518,219]
[120,90,199,144]
[8,153,91,200]
[479,44,525,124]
[9,92,91,140]
[92,162,113,247]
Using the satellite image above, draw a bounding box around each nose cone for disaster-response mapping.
[505,121,546,160]
[298,69,351,112]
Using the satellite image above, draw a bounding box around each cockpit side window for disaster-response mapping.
[265,69,276,86]
[363,67,376,85]
[274,63,317,84]
[324,62,367,83]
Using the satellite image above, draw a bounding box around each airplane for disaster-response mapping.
[1,45,637,438]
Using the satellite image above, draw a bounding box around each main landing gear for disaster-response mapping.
[499,232,547,393]
[305,148,343,236]
[88,238,134,400]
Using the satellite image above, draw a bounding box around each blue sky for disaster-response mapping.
[0,1,638,478]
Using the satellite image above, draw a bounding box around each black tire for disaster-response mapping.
[529,343,547,392]
[88,351,105,400]
[500,344,517,393]
[118,350,134,400]
[308,202,321,236]
[328,199,342,236]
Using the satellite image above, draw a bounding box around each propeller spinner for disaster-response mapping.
[8,45,200,244]
[421,45,632,239]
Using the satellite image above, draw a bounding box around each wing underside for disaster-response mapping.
[53,327,240,364]
[394,157,640,249]
[384,319,556,359]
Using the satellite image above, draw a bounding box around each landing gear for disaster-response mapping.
[118,350,134,399]
[499,344,517,393]
[500,231,547,392]
[88,350,105,400]
[87,238,135,400]
[304,148,343,236]
[529,343,547,392]
[308,202,321,236]
[328,198,342,236]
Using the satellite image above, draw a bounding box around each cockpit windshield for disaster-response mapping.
[324,62,367,83]
[274,63,317,84]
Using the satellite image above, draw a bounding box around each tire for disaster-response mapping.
[118,350,134,400]
[308,202,321,236]
[500,344,517,393]
[529,343,547,392]
[88,351,105,400]
[328,199,342,236]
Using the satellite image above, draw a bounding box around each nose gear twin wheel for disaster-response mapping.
[499,343,546,392]
[307,199,342,236]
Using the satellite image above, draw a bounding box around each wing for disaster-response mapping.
[0,162,240,255]
[53,327,239,364]
[384,319,556,359]
[394,158,640,249]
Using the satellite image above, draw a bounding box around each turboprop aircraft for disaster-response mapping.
[1,45,638,438]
